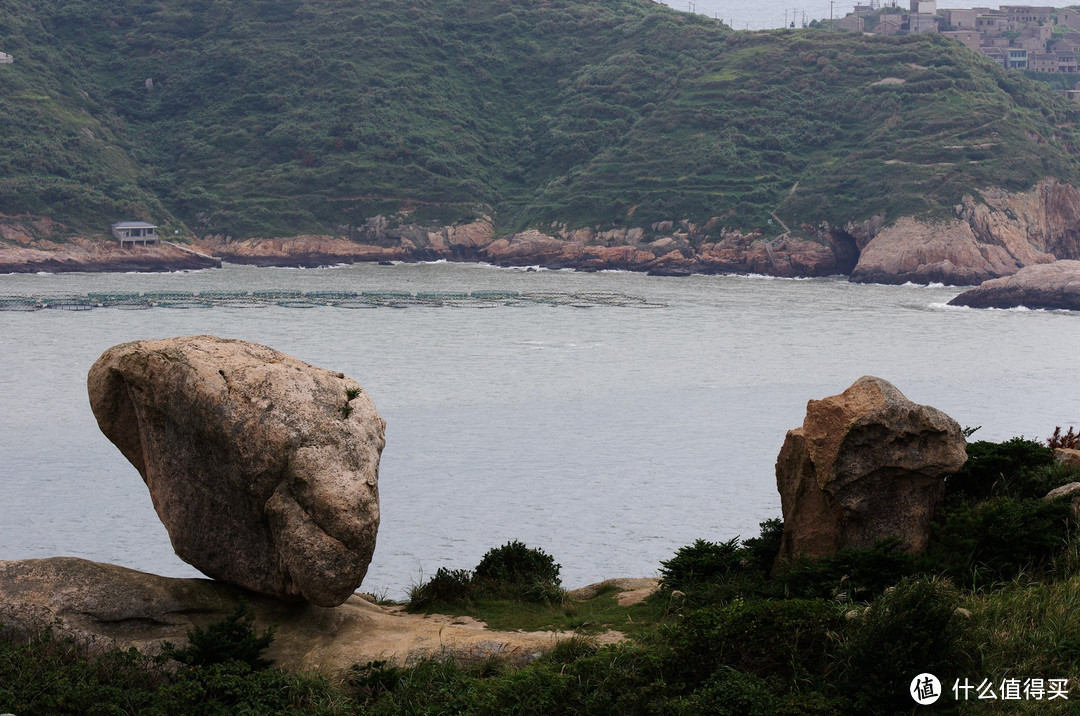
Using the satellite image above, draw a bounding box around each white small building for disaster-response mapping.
[0,52,12,64]
[111,221,159,247]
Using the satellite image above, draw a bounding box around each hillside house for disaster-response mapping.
[976,10,1009,33]
[874,14,904,35]
[1029,52,1058,71]
[1002,5,1054,25]
[942,30,982,51]
[0,52,12,64]
[909,12,939,33]
[837,14,865,32]
[1016,35,1047,51]
[111,221,159,247]
[980,46,1007,67]
[1060,9,1080,29]
[1058,51,1078,72]
[942,9,979,29]
[1006,47,1029,68]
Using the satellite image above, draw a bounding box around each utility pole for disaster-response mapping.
[830,1,834,25]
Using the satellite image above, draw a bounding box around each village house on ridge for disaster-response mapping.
[835,3,1080,75]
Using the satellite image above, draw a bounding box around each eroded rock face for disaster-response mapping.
[948,260,1080,311]
[87,336,385,606]
[774,376,967,568]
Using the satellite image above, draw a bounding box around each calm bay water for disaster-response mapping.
[2,262,1078,598]
[659,0,1022,31]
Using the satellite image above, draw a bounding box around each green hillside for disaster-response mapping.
[3,0,1080,240]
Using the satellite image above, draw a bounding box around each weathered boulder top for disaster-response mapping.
[775,376,967,565]
[948,260,1080,311]
[87,336,385,607]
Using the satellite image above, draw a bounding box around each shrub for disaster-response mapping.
[473,541,564,603]
[741,517,784,573]
[659,538,744,592]
[159,602,275,670]
[667,668,786,716]
[946,438,1054,500]
[407,567,475,610]
[669,598,841,684]
[838,575,969,713]
[776,538,919,601]
[928,497,1075,583]
[0,625,345,714]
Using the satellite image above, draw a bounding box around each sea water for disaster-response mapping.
[1,262,1078,597]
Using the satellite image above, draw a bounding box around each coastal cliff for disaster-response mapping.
[7,179,1080,283]
[850,180,1080,285]
[181,179,1080,284]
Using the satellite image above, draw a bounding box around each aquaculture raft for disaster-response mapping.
[0,290,666,311]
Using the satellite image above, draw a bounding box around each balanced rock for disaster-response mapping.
[87,336,385,607]
[774,376,967,567]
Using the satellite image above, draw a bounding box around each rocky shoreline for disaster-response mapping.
[4,180,1080,285]
[948,260,1080,310]
[0,235,220,274]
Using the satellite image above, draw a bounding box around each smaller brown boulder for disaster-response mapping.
[1055,448,1080,468]
[774,377,967,569]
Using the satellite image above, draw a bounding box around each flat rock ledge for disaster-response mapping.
[0,558,568,677]
[948,260,1080,310]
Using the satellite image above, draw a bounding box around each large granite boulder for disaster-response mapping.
[774,376,967,568]
[948,260,1080,311]
[87,336,385,607]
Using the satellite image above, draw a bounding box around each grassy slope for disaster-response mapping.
[3,0,1080,239]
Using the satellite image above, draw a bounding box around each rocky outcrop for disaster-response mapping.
[196,215,498,267]
[9,179,1080,282]
[196,234,410,267]
[851,181,1080,285]
[0,558,564,675]
[87,336,385,607]
[947,260,1080,310]
[1056,448,1080,468]
[774,376,967,568]
[203,219,855,277]
[0,234,219,273]
[1044,483,1080,518]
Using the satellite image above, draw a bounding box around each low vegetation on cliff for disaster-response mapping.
[3,432,1079,714]
[4,0,1080,242]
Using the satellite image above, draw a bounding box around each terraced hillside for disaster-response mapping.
[2,0,1080,242]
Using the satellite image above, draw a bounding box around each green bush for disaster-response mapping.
[473,540,564,604]
[0,625,346,715]
[658,537,745,592]
[407,567,475,609]
[928,497,1075,583]
[838,575,969,713]
[947,438,1054,500]
[669,598,841,684]
[159,602,275,670]
[741,517,784,573]
[776,538,919,601]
